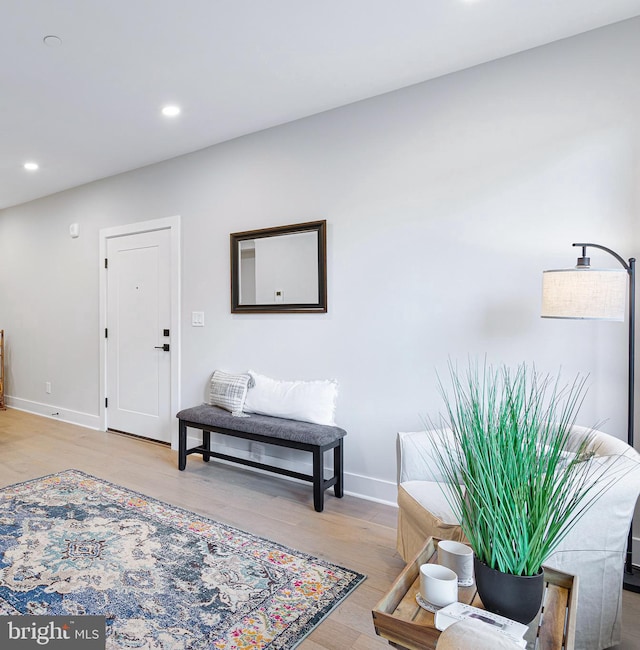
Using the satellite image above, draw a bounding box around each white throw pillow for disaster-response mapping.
[243,370,338,426]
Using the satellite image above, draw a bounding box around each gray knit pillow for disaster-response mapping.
[208,370,252,416]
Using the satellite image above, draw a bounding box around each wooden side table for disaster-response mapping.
[372,538,578,650]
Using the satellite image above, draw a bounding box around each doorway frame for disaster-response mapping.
[99,216,181,447]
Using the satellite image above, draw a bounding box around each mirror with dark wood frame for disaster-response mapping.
[230,220,327,313]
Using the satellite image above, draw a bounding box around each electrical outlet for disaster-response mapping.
[45,382,52,394]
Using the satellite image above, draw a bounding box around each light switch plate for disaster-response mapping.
[191,311,205,327]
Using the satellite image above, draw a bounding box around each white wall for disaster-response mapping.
[1,18,639,505]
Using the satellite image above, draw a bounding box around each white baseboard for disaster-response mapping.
[4,396,101,430]
[185,432,398,507]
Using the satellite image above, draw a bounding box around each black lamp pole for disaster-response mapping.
[571,243,639,591]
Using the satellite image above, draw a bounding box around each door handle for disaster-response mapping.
[154,344,170,352]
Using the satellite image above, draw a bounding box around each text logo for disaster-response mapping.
[1,616,105,649]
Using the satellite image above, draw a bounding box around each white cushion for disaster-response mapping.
[243,370,338,426]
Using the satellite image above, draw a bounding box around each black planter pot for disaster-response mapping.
[474,557,544,624]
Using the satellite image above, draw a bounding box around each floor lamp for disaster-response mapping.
[541,242,639,592]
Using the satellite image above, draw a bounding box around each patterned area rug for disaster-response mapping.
[0,470,365,649]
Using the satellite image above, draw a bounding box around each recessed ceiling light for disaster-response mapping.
[43,35,62,47]
[23,162,39,171]
[161,105,181,117]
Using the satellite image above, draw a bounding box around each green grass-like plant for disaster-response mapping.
[428,361,619,576]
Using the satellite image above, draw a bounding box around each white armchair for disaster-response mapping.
[396,425,640,650]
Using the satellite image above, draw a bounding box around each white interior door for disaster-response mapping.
[106,229,172,442]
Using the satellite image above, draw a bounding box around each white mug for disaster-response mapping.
[419,563,458,608]
[438,540,474,587]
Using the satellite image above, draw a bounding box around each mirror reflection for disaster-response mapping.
[231,220,327,313]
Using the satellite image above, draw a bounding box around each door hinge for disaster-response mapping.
[104,258,108,269]
[105,398,108,408]
[105,328,108,339]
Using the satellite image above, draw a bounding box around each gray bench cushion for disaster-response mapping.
[176,405,346,446]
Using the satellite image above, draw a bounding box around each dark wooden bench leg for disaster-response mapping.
[178,420,187,470]
[334,440,344,498]
[202,430,211,462]
[312,447,324,512]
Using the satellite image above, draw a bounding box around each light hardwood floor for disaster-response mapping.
[0,408,639,649]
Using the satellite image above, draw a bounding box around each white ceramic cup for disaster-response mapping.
[438,540,474,587]
[419,563,458,608]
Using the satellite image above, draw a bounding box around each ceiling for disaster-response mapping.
[3,1,640,210]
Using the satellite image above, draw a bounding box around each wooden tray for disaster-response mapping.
[372,538,577,650]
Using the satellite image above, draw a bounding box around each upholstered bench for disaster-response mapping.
[176,404,346,512]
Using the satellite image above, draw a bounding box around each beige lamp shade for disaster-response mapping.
[541,268,627,321]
